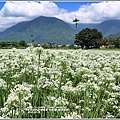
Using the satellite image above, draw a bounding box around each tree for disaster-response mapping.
[19,40,27,47]
[74,28,103,49]
[11,41,19,47]
[0,41,7,47]
[113,38,120,48]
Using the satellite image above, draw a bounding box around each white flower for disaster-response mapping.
[0,78,7,89]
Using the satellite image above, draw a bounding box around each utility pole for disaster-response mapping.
[73,18,79,28]
[73,18,79,48]
[31,34,34,46]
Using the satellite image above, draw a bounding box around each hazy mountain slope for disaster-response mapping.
[70,23,98,32]
[107,32,120,38]
[96,20,120,36]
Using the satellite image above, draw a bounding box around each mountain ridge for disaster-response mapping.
[96,19,120,36]
[0,16,75,44]
[1,17,120,44]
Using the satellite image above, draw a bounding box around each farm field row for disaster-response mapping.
[0,47,120,118]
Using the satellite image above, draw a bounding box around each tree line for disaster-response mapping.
[0,40,28,48]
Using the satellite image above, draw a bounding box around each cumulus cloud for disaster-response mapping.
[1,1,60,17]
[0,1,120,31]
[55,1,120,23]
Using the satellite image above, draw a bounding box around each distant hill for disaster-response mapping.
[71,19,120,37]
[96,20,120,36]
[0,16,75,44]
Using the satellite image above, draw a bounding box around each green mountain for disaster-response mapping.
[96,20,120,36]
[0,16,75,44]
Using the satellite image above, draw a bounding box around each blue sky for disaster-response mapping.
[0,1,120,32]
[55,2,98,12]
[0,2,97,12]
[0,2,5,10]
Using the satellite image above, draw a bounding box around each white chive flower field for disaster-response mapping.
[0,47,120,118]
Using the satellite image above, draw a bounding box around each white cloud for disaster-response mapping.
[0,1,120,31]
[55,1,120,24]
[1,1,60,17]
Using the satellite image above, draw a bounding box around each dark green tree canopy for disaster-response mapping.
[19,40,27,47]
[74,28,103,49]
